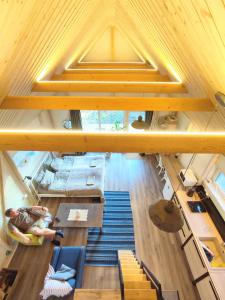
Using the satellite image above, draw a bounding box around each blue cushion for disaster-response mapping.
[67,278,76,289]
[50,264,76,281]
[55,247,82,271]
[51,247,61,270]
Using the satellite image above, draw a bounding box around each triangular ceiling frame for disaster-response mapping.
[77,25,145,64]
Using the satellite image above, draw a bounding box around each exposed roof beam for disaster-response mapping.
[32,81,185,93]
[0,131,224,153]
[1,96,215,111]
[71,62,152,69]
[52,73,170,81]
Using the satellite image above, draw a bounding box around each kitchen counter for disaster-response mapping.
[161,155,225,300]
[176,190,225,300]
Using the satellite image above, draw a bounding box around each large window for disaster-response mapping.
[100,111,124,130]
[215,172,225,193]
[81,111,99,131]
[81,110,145,131]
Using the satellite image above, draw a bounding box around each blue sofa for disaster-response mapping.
[50,246,86,289]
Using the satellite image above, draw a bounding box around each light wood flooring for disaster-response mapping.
[8,153,199,300]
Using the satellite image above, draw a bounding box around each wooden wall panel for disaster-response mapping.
[0,0,101,102]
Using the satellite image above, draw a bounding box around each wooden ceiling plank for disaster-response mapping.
[0,131,224,153]
[32,81,186,93]
[1,96,215,111]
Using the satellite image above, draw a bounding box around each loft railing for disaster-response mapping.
[140,260,163,300]
[117,253,125,300]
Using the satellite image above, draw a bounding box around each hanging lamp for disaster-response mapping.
[131,115,148,130]
[149,199,184,233]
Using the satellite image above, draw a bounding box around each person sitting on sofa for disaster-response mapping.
[5,206,64,246]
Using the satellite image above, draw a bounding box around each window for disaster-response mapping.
[81,111,99,131]
[100,111,124,131]
[81,110,145,131]
[215,172,225,193]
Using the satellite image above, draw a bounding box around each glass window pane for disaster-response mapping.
[100,111,124,131]
[215,172,225,192]
[81,111,99,131]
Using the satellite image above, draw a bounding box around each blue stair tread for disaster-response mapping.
[88,232,134,236]
[86,191,135,266]
[89,227,134,233]
[87,245,135,250]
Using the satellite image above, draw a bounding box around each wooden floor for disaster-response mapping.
[8,153,199,300]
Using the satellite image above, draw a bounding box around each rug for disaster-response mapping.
[85,191,135,266]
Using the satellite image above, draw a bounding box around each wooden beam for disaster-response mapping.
[52,73,170,81]
[32,81,186,93]
[0,131,224,153]
[72,62,151,69]
[64,69,159,74]
[1,96,215,111]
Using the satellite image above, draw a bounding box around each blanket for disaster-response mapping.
[40,265,72,300]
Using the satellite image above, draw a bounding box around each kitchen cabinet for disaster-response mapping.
[196,277,220,300]
[183,236,208,280]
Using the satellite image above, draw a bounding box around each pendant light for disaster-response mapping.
[149,199,184,233]
[215,92,225,107]
[131,115,148,130]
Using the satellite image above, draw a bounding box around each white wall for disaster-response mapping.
[0,155,32,268]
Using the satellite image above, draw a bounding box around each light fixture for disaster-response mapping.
[131,115,148,130]
[215,92,225,107]
[149,199,184,233]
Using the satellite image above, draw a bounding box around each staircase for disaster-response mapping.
[118,250,159,300]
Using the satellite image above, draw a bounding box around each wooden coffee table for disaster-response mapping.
[53,203,103,228]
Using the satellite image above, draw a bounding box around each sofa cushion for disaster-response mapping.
[51,247,61,270]
[55,247,82,271]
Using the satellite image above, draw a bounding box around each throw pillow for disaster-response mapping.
[50,264,76,281]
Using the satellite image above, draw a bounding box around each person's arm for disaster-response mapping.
[31,205,48,212]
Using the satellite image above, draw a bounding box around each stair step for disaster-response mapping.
[86,253,117,260]
[121,264,140,269]
[88,235,134,241]
[118,250,134,254]
[105,202,131,207]
[74,288,121,300]
[122,269,143,274]
[87,241,135,246]
[122,274,147,281]
[104,205,132,213]
[85,257,117,265]
[124,281,151,289]
[87,245,135,251]
[103,221,133,226]
[89,229,134,236]
[124,289,157,300]
[119,254,136,259]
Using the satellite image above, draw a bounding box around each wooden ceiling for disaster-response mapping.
[0,0,224,148]
[0,0,224,103]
